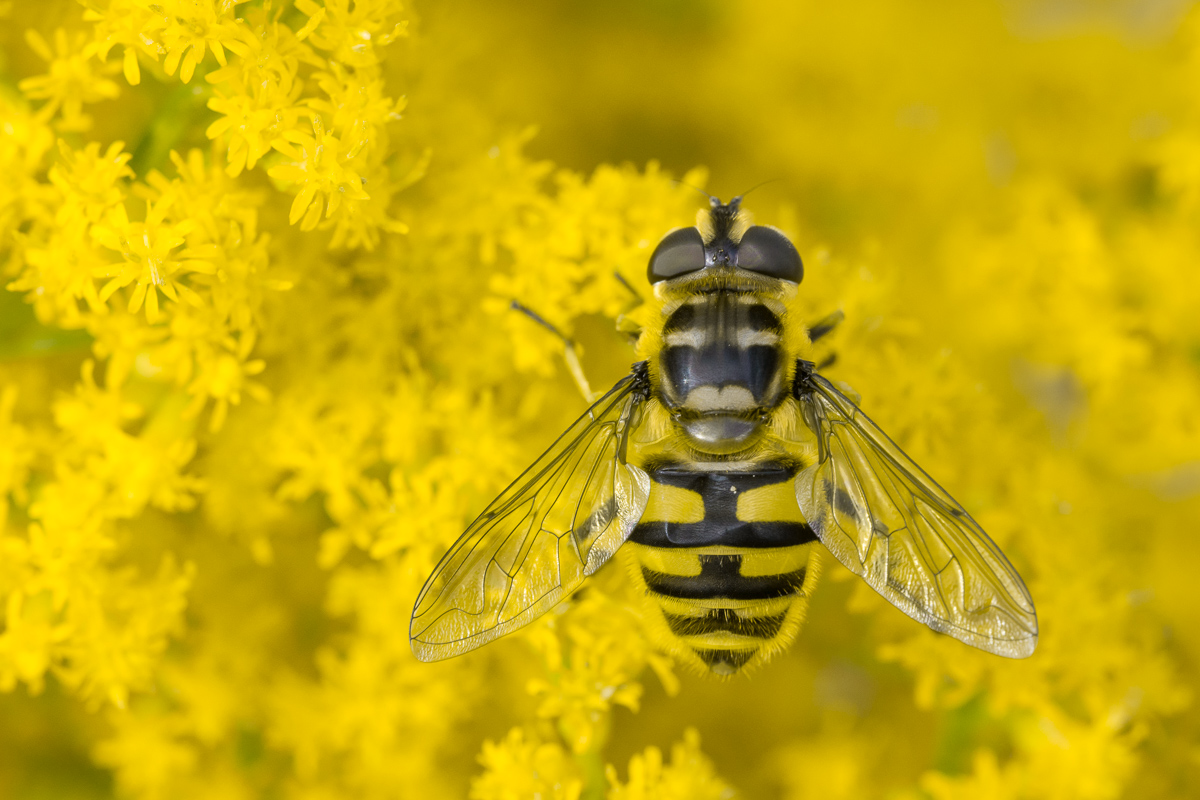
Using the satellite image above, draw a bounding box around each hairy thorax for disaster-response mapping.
[649,274,796,455]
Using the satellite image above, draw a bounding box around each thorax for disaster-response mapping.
[649,288,794,455]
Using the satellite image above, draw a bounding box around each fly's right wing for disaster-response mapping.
[793,361,1038,658]
[410,366,651,662]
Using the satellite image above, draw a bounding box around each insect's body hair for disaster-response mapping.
[409,201,1038,672]
[618,544,823,677]
[622,241,826,675]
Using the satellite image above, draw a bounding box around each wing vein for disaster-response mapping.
[410,367,651,662]
[795,365,1038,658]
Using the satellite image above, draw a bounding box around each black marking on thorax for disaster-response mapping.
[659,293,784,407]
[631,465,816,548]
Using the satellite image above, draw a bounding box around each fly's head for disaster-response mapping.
[647,196,804,291]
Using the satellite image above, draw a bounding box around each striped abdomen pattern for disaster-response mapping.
[625,464,820,675]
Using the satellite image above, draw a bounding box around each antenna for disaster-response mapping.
[731,177,782,204]
[671,179,717,204]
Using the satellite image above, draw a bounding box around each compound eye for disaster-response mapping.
[647,227,706,284]
[735,226,803,282]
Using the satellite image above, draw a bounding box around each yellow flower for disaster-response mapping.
[184,328,267,432]
[3,0,1200,797]
[607,729,733,800]
[0,589,70,693]
[136,148,289,332]
[49,140,135,225]
[471,727,584,800]
[7,140,134,322]
[294,0,408,67]
[93,709,199,799]
[268,115,371,231]
[92,202,218,321]
[0,94,55,247]
[205,50,306,177]
[10,224,108,325]
[154,0,252,84]
[82,0,159,85]
[82,0,253,86]
[524,579,677,755]
[307,61,405,145]
[18,28,121,131]
[0,387,33,530]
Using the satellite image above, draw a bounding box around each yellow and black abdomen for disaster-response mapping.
[622,464,822,676]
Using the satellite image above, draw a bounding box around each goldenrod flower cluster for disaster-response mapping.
[1,1,1198,798]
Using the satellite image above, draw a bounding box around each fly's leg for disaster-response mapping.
[808,309,844,370]
[510,301,597,402]
[614,271,642,306]
[808,309,844,343]
[613,271,644,346]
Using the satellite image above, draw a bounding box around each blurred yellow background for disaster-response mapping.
[1,1,1199,798]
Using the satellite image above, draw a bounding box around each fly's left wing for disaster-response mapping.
[410,365,651,662]
[792,360,1038,658]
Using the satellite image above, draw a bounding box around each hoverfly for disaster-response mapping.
[410,197,1038,675]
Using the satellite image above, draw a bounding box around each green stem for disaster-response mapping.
[576,748,607,800]
[128,78,214,177]
[0,291,93,360]
[563,710,611,800]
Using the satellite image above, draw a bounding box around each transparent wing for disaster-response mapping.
[793,364,1038,658]
[410,371,651,662]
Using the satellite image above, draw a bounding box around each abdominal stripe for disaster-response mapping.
[631,466,815,548]
[664,608,788,639]
[642,554,807,600]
